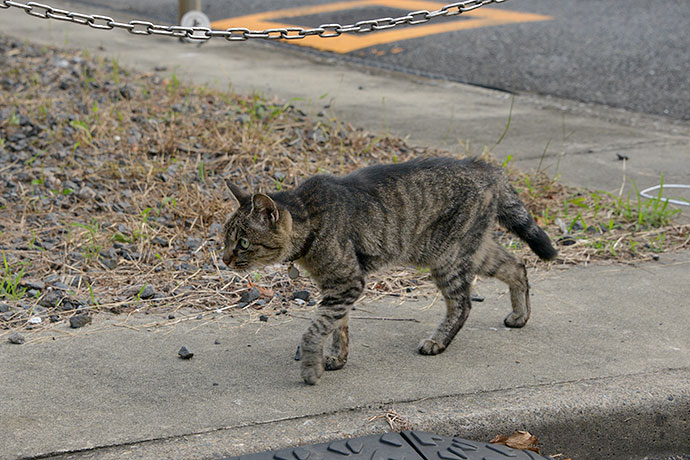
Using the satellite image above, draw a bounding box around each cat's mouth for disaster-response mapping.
[231,261,250,271]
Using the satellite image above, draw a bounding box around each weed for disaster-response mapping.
[111,58,120,85]
[1,253,27,301]
[69,119,93,143]
[136,284,148,302]
[491,95,514,152]
[24,150,43,167]
[197,159,206,183]
[167,72,180,96]
[88,283,98,306]
[634,176,680,229]
[8,108,20,125]
[71,220,103,261]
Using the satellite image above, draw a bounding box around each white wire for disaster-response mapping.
[639,184,690,207]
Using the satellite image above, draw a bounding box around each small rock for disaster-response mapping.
[152,236,169,247]
[214,338,221,345]
[240,287,260,304]
[294,344,301,361]
[554,218,568,235]
[1,312,15,322]
[39,291,63,308]
[49,314,60,323]
[196,314,203,320]
[0,303,11,313]
[557,236,577,246]
[616,153,629,161]
[207,223,223,237]
[178,346,194,359]
[21,280,45,291]
[294,298,306,306]
[8,332,25,344]
[292,290,310,301]
[280,308,288,315]
[78,186,96,200]
[52,282,70,291]
[28,316,42,324]
[119,85,134,100]
[274,171,286,182]
[69,314,91,328]
[471,294,485,302]
[125,284,156,300]
[307,300,316,307]
[43,274,60,284]
[185,237,202,251]
[259,314,268,322]
[168,313,175,320]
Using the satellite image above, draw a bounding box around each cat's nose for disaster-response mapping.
[222,252,232,266]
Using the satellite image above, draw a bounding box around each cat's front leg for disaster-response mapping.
[300,309,348,385]
[300,278,363,385]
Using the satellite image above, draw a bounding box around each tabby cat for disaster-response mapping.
[223,157,557,385]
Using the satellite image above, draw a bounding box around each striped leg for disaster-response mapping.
[325,313,349,371]
[300,278,363,385]
[419,261,473,355]
[477,241,531,328]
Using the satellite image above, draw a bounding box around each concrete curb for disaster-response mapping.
[32,369,689,460]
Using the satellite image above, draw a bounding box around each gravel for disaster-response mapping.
[8,332,25,344]
[239,287,260,304]
[178,346,194,359]
[69,314,92,328]
[292,290,311,302]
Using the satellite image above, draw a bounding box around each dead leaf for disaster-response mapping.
[490,430,540,454]
[246,281,274,299]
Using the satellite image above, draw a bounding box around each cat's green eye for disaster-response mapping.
[238,238,250,250]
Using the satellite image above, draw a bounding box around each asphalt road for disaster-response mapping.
[13,0,690,119]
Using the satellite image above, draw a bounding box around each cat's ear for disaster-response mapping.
[226,181,250,206]
[250,193,279,228]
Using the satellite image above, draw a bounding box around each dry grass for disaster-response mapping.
[0,36,687,335]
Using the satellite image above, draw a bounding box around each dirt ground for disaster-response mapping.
[1,35,687,337]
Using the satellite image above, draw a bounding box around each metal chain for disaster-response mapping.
[0,0,508,41]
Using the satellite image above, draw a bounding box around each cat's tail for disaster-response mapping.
[497,182,558,261]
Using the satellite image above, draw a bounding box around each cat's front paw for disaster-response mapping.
[324,355,347,371]
[504,312,529,328]
[418,338,445,355]
[301,358,324,385]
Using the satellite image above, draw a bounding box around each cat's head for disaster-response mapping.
[222,184,293,271]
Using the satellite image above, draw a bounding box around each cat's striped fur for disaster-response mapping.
[223,157,557,385]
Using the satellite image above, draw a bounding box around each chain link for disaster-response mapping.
[0,0,509,41]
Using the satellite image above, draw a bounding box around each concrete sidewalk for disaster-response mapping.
[2,254,689,460]
[1,2,689,460]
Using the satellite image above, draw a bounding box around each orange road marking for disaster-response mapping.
[211,1,552,53]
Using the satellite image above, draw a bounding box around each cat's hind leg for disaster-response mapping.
[419,259,473,355]
[477,240,530,328]
[325,313,349,371]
